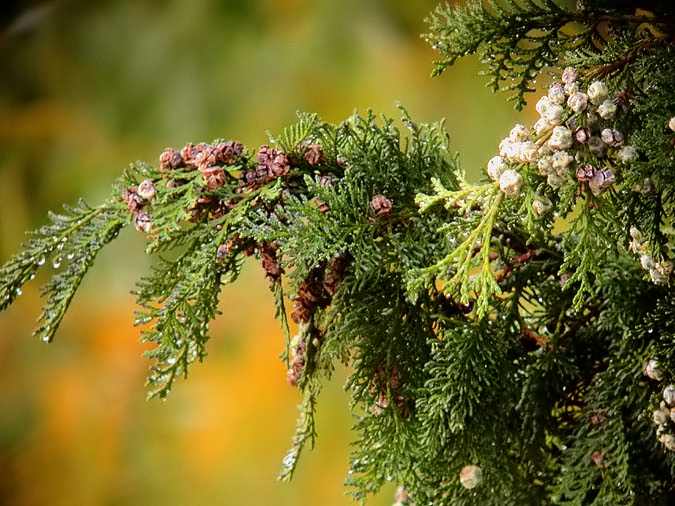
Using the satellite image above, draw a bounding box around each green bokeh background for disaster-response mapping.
[0,1,527,504]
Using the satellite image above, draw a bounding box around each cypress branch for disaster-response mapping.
[3,1,675,503]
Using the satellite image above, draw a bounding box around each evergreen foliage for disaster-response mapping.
[3,1,675,503]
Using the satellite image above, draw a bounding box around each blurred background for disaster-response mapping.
[0,1,528,504]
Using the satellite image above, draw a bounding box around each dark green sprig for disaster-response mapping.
[425,0,581,109]
[424,1,675,110]
[0,199,127,337]
[136,234,231,399]
[278,383,320,482]
[34,205,126,343]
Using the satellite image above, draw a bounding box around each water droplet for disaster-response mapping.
[41,334,50,343]
[52,257,62,269]
[15,287,22,296]
[67,253,75,260]
[134,315,152,325]
[37,257,45,266]
[282,452,297,469]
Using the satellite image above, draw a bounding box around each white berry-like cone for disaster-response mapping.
[487,155,505,181]
[499,169,523,197]
[459,465,482,489]
[588,80,608,105]
[645,358,663,381]
[664,385,675,406]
